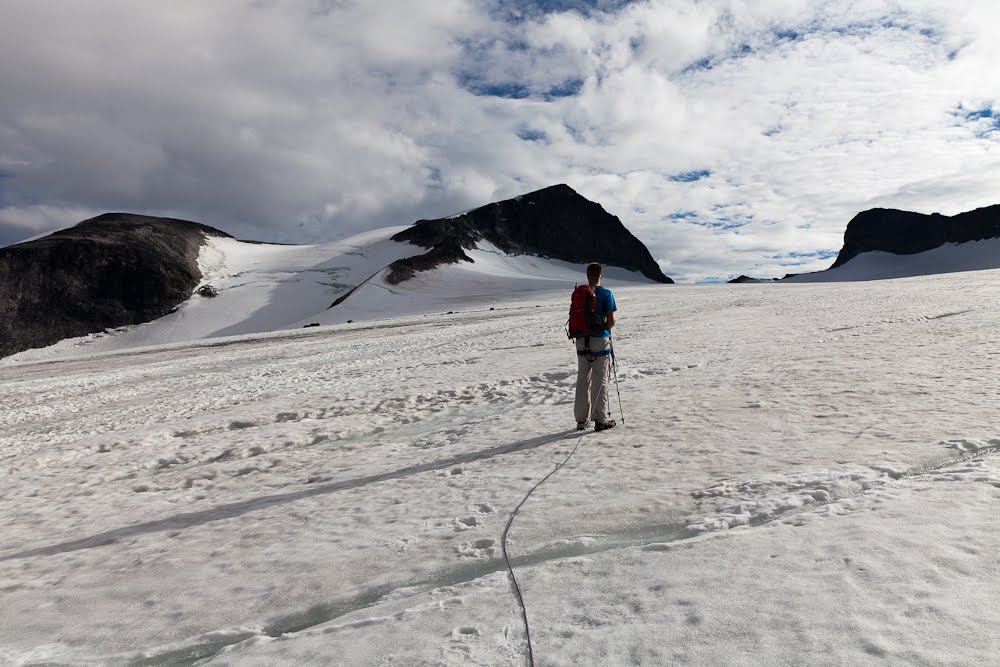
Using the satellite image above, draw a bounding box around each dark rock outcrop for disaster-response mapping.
[196,284,219,298]
[384,239,474,285]
[728,274,793,283]
[0,213,231,358]
[387,184,672,284]
[831,204,1000,268]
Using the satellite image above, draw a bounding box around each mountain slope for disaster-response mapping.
[831,204,1000,268]
[0,213,231,358]
[773,203,1000,283]
[6,229,660,363]
[4,187,668,361]
[784,237,1000,283]
[388,184,672,284]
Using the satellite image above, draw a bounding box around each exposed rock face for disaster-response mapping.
[0,213,231,358]
[831,204,1000,268]
[729,274,793,283]
[387,184,672,284]
[196,284,219,298]
[384,239,474,285]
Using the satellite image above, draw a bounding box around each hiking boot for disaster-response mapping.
[595,420,616,432]
[576,421,590,431]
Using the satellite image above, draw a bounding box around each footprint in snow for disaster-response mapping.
[453,516,481,531]
[944,439,982,452]
[456,538,496,558]
[227,420,257,431]
[451,626,481,640]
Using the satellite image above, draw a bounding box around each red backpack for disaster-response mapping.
[566,284,606,339]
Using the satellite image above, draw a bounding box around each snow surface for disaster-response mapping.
[3,268,1000,665]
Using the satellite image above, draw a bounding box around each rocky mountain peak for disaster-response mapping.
[0,213,230,358]
[831,204,1000,268]
[387,184,672,284]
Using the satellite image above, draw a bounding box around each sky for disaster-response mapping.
[0,0,998,282]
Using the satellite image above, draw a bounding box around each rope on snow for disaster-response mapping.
[500,431,587,667]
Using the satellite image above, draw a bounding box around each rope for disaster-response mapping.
[501,432,586,667]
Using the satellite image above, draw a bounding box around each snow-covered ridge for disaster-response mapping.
[5,228,659,363]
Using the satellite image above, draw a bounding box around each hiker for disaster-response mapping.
[569,262,617,431]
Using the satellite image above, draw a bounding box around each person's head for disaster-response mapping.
[586,262,603,284]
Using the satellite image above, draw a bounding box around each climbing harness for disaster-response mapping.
[575,334,612,361]
[576,334,624,424]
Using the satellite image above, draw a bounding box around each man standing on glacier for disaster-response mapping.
[569,262,617,431]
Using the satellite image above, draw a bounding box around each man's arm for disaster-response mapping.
[606,310,616,329]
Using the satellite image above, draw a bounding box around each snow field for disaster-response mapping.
[5,231,657,364]
[2,270,1000,664]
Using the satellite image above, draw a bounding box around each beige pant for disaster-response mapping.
[575,336,611,423]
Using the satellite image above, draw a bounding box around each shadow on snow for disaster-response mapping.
[0,429,580,562]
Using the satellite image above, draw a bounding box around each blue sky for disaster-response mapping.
[1,0,998,282]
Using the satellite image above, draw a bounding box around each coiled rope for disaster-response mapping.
[500,432,587,667]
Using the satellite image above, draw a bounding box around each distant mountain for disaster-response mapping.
[2,187,669,361]
[0,214,230,358]
[830,204,1000,268]
[734,204,1000,284]
[388,184,672,284]
[728,275,785,284]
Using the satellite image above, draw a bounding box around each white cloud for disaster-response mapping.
[0,204,98,247]
[0,0,998,281]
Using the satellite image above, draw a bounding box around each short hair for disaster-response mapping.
[586,262,603,281]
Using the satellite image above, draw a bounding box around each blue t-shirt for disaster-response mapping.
[585,285,616,338]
